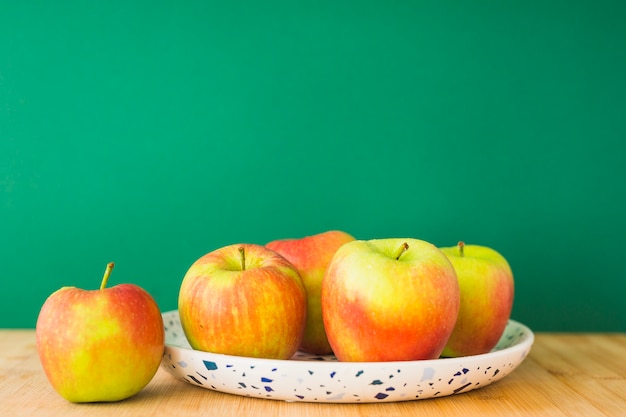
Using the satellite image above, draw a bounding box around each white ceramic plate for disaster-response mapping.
[161,310,533,403]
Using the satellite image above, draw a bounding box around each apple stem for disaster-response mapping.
[394,242,409,260]
[458,241,465,257]
[239,246,246,271]
[100,262,115,290]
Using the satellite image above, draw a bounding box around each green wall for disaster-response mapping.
[2,1,625,331]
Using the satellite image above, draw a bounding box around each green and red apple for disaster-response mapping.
[322,238,460,362]
[439,242,515,357]
[36,263,165,403]
[178,243,307,360]
[266,230,355,354]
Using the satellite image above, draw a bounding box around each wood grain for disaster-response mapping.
[1,331,624,417]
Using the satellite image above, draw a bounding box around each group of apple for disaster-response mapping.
[35,230,514,403]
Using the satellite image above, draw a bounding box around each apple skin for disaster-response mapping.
[36,281,164,402]
[266,230,356,355]
[178,243,307,360]
[439,242,515,357]
[322,238,460,362]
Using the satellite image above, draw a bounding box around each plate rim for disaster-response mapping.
[162,309,534,369]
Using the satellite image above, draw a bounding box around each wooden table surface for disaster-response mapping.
[1,330,624,417]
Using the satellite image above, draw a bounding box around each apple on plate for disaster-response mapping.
[266,230,355,355]
[439,241,515,357]
[322,238,460,362]
[36,262,165,403]
[178,243,307,360]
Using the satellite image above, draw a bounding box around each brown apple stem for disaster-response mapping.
[394,242,409,260]
[239,246,246,271]
[100,262,115,290]
[458,241,465,257]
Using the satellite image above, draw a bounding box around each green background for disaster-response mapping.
[2,1,625,331]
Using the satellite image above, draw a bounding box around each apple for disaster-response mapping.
[266,230,356,354]
[439,241,515,357]
[178,243,307,360]
[36,262,164,403]
[322,238,460,362]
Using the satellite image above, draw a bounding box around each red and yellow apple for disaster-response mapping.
[178,243,307,360]
[36,263,164,403]
[266,230,355,354]
[322,238,460,362]
[439,241,515,357]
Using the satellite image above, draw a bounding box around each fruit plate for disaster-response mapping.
[161,310,534,403]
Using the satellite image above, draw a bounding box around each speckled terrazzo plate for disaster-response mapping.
[160,310,533,403]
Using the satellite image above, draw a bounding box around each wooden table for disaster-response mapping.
[1,330,624,416]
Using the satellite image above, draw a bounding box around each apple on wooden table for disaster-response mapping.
[266,230,355,354]
[322,238,460,362]
[36,262,165,403]
[439,241,515,357]
[178,243,307,360]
